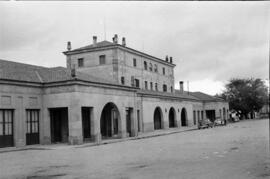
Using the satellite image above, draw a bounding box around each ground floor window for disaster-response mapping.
[26,109,40,145]
[0,109,14,148]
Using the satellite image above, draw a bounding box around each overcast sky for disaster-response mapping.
[0,2,269,95]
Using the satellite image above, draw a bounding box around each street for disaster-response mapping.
[0,119,269,179]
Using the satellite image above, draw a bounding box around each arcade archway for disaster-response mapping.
[100,102,120,138]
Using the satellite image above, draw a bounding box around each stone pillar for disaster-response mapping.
[41,107,51,144]
[91,107,101,144]
[163,108,169,129]
[68,92,83,145]
[119,107,127,138]
[14,96,25,147]
[130,108,136,137]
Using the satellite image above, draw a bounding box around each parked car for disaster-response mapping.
[198,118,213,129]
[231,113,240,122]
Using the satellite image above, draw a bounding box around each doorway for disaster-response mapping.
[50,108,69,143]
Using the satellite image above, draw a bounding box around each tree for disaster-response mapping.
[221,78,269,119]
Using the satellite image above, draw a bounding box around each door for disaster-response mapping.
[82,107,91,140]
[0,110,14,148]
[126,108,132,137]
[26,110,40,145]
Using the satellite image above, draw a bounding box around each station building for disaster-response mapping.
[0,34,229,148]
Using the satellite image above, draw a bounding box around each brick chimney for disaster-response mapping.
[113,34,118,44]
[165,55,169,62]
[67,41,71,51]
[122,37,126,46]
[93,36,97,45]
[179,81,184,94]
[170,57,173,63]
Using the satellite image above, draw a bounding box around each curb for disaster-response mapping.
[0,127,198,152]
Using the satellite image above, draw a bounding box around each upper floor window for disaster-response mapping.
[149,63,153,71]
[162,67,165,75]
[121,76,125,85]
[155,83,158,91]
[154,64,158,72]
[78,58,84,67]
[145,81,148,90]
[131,76,135,87]
[163,84,167,92]
[99,55,106,65]
[133,58,137,67]
[144,61,147,70]
[150,82,153,90]
[135,79,140,88]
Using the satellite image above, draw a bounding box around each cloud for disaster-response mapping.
[0,2,269,94]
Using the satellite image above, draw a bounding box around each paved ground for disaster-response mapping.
[0,119,269,179]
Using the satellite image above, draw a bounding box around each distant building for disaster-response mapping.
[0,34,229,148]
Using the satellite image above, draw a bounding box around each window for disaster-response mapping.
[197,111,200,121]
[78,58,84,67]
[135,79,140,88]
[145,81,148,90]
[163,67,165,75]
[144,61,147,70]
[0,110,13,136]
[150,82,153,90]
[131,76,135,87]
[26,110,39,134]
[99,55,106,65]
[149,63,153,71]
[121,76,125,85]
[133,58,137,67]
[171,86,173,93]
[163,84,167,92]
[154,64,158,72]
[155,83,158,91]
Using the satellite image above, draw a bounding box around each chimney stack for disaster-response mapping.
[170,57,173,63]
[93,36,97,45]
[67,41,71,51]
[179,81,184,94]
[122,37,126,46]
[113,34,118,44]
[165,55,169,62]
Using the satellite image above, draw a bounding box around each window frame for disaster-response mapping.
[99,55,106,65]
[78,58,84,67]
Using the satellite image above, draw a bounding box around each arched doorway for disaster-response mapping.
[169,107,176,128]
[181,108,188,126]
[100,102,120,138]
[153,107,163,130]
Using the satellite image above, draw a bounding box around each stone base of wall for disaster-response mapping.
[41,136,51,145]
[68,136,83,145]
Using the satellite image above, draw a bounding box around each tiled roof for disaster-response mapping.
[67,41,115,52]
[0,59,117,85]
[139,89,199,100]
[63,40,175,67]
[189,91,225,102]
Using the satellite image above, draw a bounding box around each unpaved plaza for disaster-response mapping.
[0,119,269,179]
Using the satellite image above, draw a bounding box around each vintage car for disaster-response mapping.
[198,118,213,129]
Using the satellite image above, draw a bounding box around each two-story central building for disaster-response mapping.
[0,34,229,148]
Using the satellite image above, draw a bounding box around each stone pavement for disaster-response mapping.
[0,126,197,153]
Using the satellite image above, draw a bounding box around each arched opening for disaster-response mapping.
[169,107,176,128]
[181,108,188,126]
[100,102,120,139]
[153,107,163,130]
